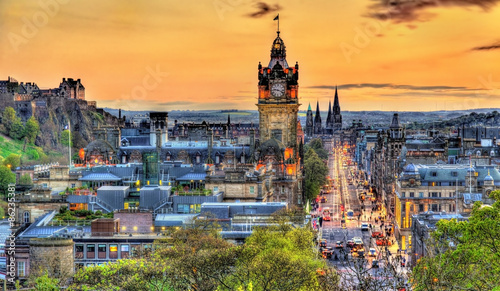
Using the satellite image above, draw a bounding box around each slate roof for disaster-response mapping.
[177,173,206,181]
[402,164,500,184]
[79,172,122,181]
[463,193,482,205]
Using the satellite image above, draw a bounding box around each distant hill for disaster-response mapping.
[104,107,500,130]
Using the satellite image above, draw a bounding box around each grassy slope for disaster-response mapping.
[0,132,46,159]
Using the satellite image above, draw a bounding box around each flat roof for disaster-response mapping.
[97,186,130,191]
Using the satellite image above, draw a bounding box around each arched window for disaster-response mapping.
[23,211,30,224]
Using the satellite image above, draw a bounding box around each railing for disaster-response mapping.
[174,190,212,196]
[47,220,92,226]
[95,198,114,213]
[152,197,172,211]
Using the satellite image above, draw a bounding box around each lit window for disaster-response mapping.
[110,244,118,259]
[249,186,255,194]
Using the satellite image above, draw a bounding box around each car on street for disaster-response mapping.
[335,241,343,248]
[361,223,369,231]
[353,237,363,245]
[376,238,392,246]
[319,239,327,248]
[323,214,331,221]
[321,247,334,259]
[346,240,355,248]
[371,231,384,238]
[369,248,377,257]
[371,259,379,268]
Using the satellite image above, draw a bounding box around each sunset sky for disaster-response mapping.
[1,0,500,112]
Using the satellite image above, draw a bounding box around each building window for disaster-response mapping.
[249,186,255,194]
[71,183,76,188]
[121,245,129,258]
[23,211,30,224]
[431,172,437,177]
[177,204,189,214]
[241,155,245,163]
[75,244,84,259]
[419,204,424,212]
[87,244,95,259]
[215,155,220,164]
[419,192,424,198]
[401,192,405,198]
[18,261,25,277]
[409,192,414,198]
[190,204,201,213]
[109,244,118,259]
[98,244,107,259]
[196,155,201,164]
[431,192,438,198]
[131,244,140,256]
[213,186,219,193]
[431,204,438,212]
[281,186,285,193]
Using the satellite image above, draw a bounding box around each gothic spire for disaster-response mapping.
[334,86,340,108]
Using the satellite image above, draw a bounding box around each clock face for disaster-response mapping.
[271,83,285,97]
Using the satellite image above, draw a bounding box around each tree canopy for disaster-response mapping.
[304,148,329,201]
[68,210,339,291]
[24,116,40,144]
[411,191,500,291]
[0,165,15,196]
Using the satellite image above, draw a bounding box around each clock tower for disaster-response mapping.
[257,30,300,149]
[256,26,303,206]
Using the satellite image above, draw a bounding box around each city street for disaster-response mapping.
[313,146,410,284]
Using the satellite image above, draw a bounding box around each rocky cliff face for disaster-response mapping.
[35,97,120,150]
[0,94,120,151]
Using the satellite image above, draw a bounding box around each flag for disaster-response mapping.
[273,14,279,21]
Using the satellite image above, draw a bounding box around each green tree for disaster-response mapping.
[60,129,73,147]
[70,258,171,291]
[227,224,339,290]
[1,106,17,133]
[27,149,40,160]
[24,116,40,144]
[412,191,500,291]
[19,173,32,185]
[1,166,16,196]
[32,272,60,291]
[304,148,328,201]
[306,138,329,160]
[9,117,25,140]
[3,153,21,169]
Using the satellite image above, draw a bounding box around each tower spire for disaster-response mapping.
[334,86,339,108]
[274,14,279,34]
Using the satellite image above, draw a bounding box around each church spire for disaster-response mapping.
[326,99,333,126]
[334,86,340,108]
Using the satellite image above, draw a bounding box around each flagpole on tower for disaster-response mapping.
[274,14,279,34]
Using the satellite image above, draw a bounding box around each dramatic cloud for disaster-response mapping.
[366,0,500,23]
[472,41,500,50]
[308,83,480,92]
[246,2,280,18]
